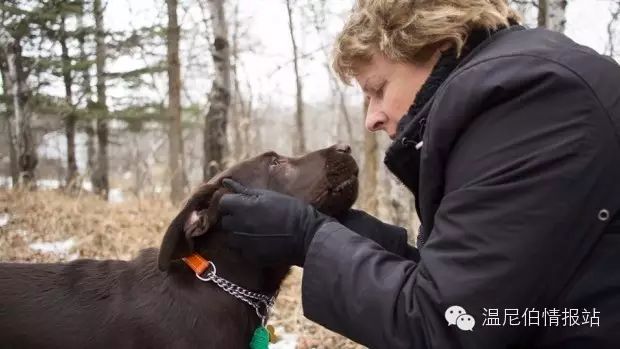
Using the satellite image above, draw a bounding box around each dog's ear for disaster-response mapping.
[157,183,229,271]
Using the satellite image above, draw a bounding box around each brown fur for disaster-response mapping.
[0,144,358,349]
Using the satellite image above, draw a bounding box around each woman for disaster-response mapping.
[218,0,620,347]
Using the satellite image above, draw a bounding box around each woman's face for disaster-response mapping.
[355,51,441,139]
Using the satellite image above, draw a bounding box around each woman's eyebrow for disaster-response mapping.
[362,75,380,92]
[362,82,370,93]
[362,76,379,93]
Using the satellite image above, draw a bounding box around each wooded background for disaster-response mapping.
[1,1,619,347]
[1,0,619,232]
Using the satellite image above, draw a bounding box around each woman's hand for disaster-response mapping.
[218,179,333,267]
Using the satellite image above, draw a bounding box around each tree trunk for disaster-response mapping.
[0,61,19,186]
[328,61,353,144]
[537,0,547,28]
[539,0,567,32]
[306,0,353,145]
[203,0,231,181]
[360,98,378,216]
[2,38,37,187]
[166,0,185,203]
[285,0,305,155]
[85,122,96,179]
[5,113,19,187]
[230,0,244,160]
[93,0,109,199]
[77,6,96,183]
[60,14,78,190]
[606,1,620,58]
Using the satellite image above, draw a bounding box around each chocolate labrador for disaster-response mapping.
[0,144,358,349]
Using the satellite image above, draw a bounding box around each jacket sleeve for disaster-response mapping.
[301,57,619,349]
[336,209,420,262]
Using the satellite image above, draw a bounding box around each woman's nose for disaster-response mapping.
[365,109,387,132]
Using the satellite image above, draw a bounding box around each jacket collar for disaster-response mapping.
[383,47,460,197]
[382,52,458,223]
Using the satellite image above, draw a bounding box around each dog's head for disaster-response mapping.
[157,143,358,271]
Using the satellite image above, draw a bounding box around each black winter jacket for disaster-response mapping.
[301,26,620,348]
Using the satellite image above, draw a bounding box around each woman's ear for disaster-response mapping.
[157,184,229,271]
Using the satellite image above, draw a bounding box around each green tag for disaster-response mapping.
[249,326,270,349]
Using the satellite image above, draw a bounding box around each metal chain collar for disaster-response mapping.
[195,261,275,325]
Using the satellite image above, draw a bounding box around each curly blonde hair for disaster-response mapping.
[332,0,521,84]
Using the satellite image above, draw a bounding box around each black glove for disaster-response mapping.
[218,179,333,267]
[337,209,418,260]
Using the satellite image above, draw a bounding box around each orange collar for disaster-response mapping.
[183,252,276,330]
[182,253,210,275]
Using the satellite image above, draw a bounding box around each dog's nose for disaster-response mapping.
[335,143,351,154]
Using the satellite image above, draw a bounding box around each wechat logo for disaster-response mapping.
[445,305,475,331]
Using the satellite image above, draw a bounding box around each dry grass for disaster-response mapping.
[0,189,364,349]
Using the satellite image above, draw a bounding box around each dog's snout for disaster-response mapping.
[335,143,351,154]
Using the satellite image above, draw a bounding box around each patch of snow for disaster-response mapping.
[65,252,81,261]
[14,229,29,237]
[29,238,75,255]
[269,327,298,349]
[37,179,62,189]
[0,176,13,188]
[0,213,9,227]
[37,131,89,171]
[108,188,125,203]
[82,180,93,191]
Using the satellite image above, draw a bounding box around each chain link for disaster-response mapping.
[195,262,275,324]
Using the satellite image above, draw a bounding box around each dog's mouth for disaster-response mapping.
[330,175,357,194]
[313,152,360,215]
[311,172,359,216]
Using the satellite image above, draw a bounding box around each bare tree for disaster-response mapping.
[538,0,567,32]
[202,0,232,180]
[360,98,378,215]
[77,3,96,182]
[537,0,547,27]
[229,0,251,161]
[607,1,620,58]
[306,0,353,145]
[229,0,242,159]
[0,32,37,187]
[166,0,186,203]
[285,0,306,155]
[93,0,109,199]
[0,51,19,185]
[59,13,79,190]
[509,0,533,20]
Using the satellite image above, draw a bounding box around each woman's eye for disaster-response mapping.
[270,157,280,167]
[375,84,385,98]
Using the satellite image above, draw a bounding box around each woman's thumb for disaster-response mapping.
[222,178,255,195]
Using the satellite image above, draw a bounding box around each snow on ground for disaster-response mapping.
[269,326,299,349]
[0,176,125,203]
[0,213,9,227]
[36,179,63,190]
[29,238,79,260]
[108,188,125,203]
[29,238,75,254]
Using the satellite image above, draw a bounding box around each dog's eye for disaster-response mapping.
[270,156,280,167]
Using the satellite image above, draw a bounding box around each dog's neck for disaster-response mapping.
[187,229,289,298]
